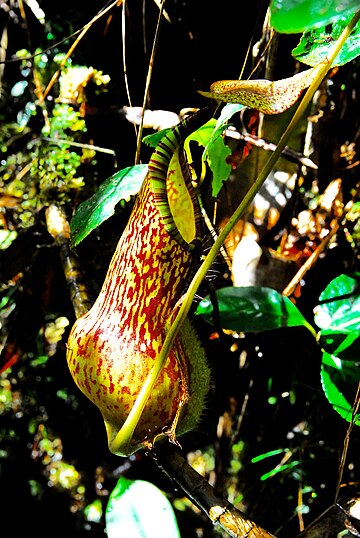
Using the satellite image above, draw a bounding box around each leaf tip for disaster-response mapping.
[197,90,215,100]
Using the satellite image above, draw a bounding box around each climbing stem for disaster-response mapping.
[164,7,360,348]
[112,9,360,454]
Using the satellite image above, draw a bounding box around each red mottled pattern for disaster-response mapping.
[66,174,194,452]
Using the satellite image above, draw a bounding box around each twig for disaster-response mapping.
[151,445,277,538]
[294,499,354,538]
[122,0,134,112]
[282,221,339,297]
[134,0,166,164]
[40,0,121,103]
[45,205,93,318]
[225,128,318,169]
[29,137,116,155]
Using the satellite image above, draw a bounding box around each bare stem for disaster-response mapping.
[152,446,277,538]
[45,205,93,319]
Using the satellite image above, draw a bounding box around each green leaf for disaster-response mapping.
[292,14,360,66]
[185,119,232,197]
[217,103,246,124]
[314,273,360,331]
[270,0,360,33]
[260,460,300,481]
[106,477,181,538]
[251,448,289,463]
[320,352,360,425]
[147,115,238,199]
[314,274,360,359]
[145,120,233,198]
[195,286,315,334]
[314,275,360,424]
[143,128,171,148]
[70,165,148,247]
[206,105,245,197]
[319,329,360,361]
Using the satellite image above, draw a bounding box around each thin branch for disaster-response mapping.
[151,445,277,538]
[282,221,340,297]
[225,128,318,169]
[40,0,122,103]
[294,499,354,538]
[29,137,116,156]
[122,0,134,111]
[134,0,166,164]
[45,205,93,319]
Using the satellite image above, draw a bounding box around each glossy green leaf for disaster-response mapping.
[270,0,360,33]
[314,273,360,332]
[292,14,360,66]
[195,286,315,334]
[70,165,148,247]
[320,352,360,425]
[105,477,181,538]
[314,275,360,423]
[319,329,360,361]
[142,128,171,148]
[314,273,360,358]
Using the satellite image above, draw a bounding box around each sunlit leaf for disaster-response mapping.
[144,121,231,197]
[270,0,360,33]
[185,118,232,197]
[195,286,315,334]
[106,477,181,538]
[143,128,171,147]
[314,273,360,359]
[251,448,289,463]
[292,14,360,66]
[321,352,360,425]
[217,103,246,124]
[185,118,218,148]
[84,499,102,523]
[260,460,300,481]
[314,273,360,331]
[70,165,148,247]
[0,230,17,250]
[146,118,234,198]
[315,275,360,424]
[30,355,49,366]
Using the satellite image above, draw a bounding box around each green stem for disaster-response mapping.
[111,10,360,454]
[166,8,359,351]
